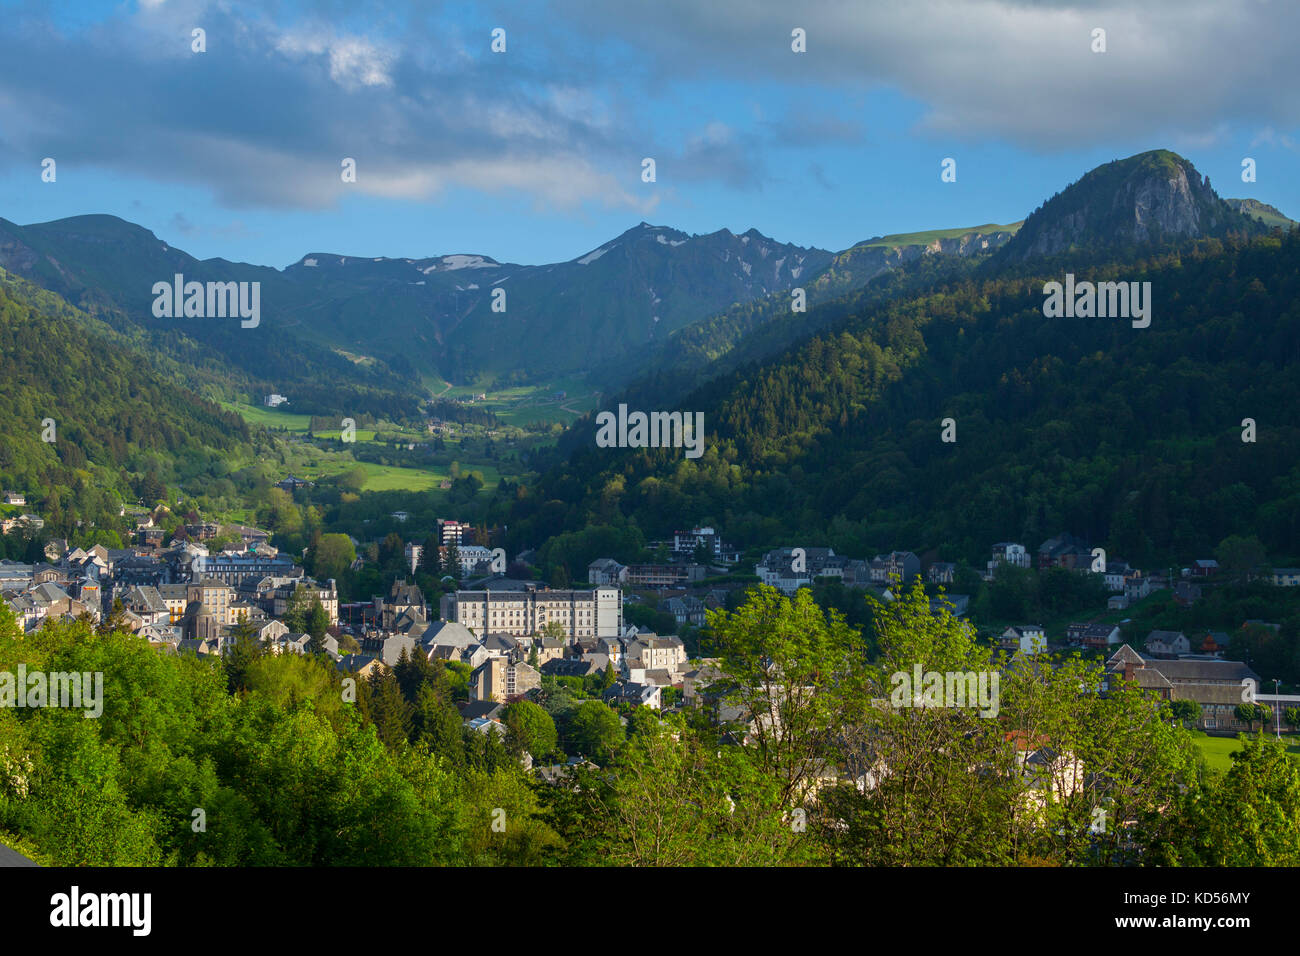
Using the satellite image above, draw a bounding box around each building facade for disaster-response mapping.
[442,584,622,639]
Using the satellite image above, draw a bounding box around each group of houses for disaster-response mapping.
[0,489,43,536]
[339,577,691,719]
[1,522,339,661]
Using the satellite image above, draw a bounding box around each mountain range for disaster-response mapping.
[0,216,842,396]
[1,148,1296,571]
[13,146,1285,409]
[505,150,1300,577]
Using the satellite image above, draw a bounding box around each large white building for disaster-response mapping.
[986,542,1031,579]
[441,584,622,639]
[455,545,496,575]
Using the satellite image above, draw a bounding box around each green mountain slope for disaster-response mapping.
[282,223,834,382]
[511,222,1300,572]
[588,223,1020,406]
[0,215,422,420]
[1224,198,1298,231]
[0,270,252,526]
[0,215,834,390]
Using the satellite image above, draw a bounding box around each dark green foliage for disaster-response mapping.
[0,271,250,534]
[511,231,1300,574]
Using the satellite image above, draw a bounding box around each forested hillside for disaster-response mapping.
[0,271,252,530]
[588,224,1017,407]
[509,229,1300,573]
[0,216,425,420]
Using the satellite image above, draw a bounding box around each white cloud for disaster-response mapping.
[275,30,396,88]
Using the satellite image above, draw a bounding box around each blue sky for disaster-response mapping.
[0,0,1296,268]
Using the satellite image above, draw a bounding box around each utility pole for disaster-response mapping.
[1275,679,1282,739]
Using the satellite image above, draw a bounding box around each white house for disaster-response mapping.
[1271,568,1300,587]
[986,542,1031,579]
[404,542,423,575]
[1001,625,1046,655]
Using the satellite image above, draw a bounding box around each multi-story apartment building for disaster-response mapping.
[623,634,687,673]
[190,551,301,587]
[470,657,541,702]
[454,545,496,576]
[156,578,236,626]
[985,542,1031,580]
[188,577,236,626]
[438,519,468,546]
[869,551,920,585]
[442,584,622,639]
[625,563,707,588]
[1102,561,1132,592]
[671,526,740,564]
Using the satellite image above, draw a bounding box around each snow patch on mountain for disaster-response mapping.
[441,255,497,270]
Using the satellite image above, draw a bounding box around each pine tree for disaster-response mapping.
[444,541,462,585]
[394,644,435,703]
[97,598,129,635]
[420,533,441,576]
[369,670,414,748]
[306,599,330,644]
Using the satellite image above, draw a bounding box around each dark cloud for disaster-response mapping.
[552,0,1300,149]
[0,2,656,211]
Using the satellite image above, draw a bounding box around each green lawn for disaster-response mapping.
[220,401,312,431]
[225,398,517,495]
[856,222,1023,250]
[1191,731,1300,773]
[346,462,445,492]
[436,376,599,426]
[300,457,504,493]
